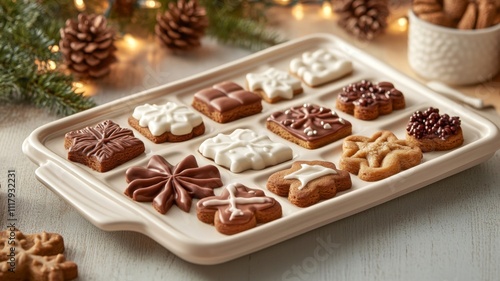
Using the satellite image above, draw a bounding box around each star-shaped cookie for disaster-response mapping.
[339,131,423,181]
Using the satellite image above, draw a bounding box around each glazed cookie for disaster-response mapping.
[406,107,464,152]
[339,131,423,181]
[267,160,352,207]
[246,67,303,103]
[266,103,352,149]
[125,154,223,214]
[196,183,282,235]
[192,81,262,123]
[128,102,205,143]
[64,120,145,172]
[335,80,405,120]
[289,48,353,87]
[0,229,78,281]
[198,128,293,173]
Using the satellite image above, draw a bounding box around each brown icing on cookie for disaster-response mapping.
[64,120,145,172]
[192,81,262,123]
[125,154,223,214]
[196,183,282,235]
[267,104,351,148]
[335,80,405,120]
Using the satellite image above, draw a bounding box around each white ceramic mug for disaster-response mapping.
[408,10,500,85]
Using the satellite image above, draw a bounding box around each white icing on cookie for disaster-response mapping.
[289,49,353,86]
[246,68,302,100]
[132,102,203,136]
[284,164,338,190]
[198,129,293,173]
[201,183,272,221]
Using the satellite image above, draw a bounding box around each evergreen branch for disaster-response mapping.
[0,0,96,116]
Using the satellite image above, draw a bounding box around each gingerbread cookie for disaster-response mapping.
[246,67,303,103]
[406,107,464,152]
[125,154,223,214]
[289,49,353,87]
[0,229,78,281]
[198,128,293,173]
[336,80,405,120]
[196,183,282,235]
[129,102,205,143]
[339,131,423,181]
[64,120,145,172]
[192,81,262,123]
[266,103,352,149]
[267,160,352,207]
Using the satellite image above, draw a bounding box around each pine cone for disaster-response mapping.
[155,0,209,50]
[59,13,117,79]
[335,0,390,40]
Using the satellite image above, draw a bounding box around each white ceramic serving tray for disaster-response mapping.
[23,34,500,265]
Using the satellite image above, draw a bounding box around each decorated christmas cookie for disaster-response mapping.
[267,103,352,149]
[406,107,463,152]
[64,120,145,172]
[128,102,205,143]
[246,67,303,103]
[196,183,282,235]
[289,48,353,87]
[192,81,262,123]
[339,131,423,181]
[198,128,293,173]
[125,154,223,214]
[267,160,352,207]
[335,80,405,120]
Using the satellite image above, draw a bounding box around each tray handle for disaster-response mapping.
[36,161,143,232]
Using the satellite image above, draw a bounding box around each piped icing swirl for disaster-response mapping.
[125,154,223,214]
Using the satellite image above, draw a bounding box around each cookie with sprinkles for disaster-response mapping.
[266,103,352,149]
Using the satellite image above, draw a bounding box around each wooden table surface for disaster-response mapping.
[1,6,499,281]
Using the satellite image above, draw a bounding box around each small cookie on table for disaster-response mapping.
[0,229,78,281]
[64,120,145,172]
[192,81,262,123]
[196,183,282,235]
[339,131,423,181]
[267,160,352,207]
[129,102,205,144]
[406,107,464,152]
[266,103,352,149]
[246,67,303,103]
[289,48,353,87]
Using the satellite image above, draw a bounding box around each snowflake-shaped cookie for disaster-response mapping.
[64,120,145,172]
[129,102,204,143]
[196,183,282,235]
[339,131,423,181]
[267,160,352,207]
[125,154,223,214]
[246,67,303,103]
[267,103,352,149]
[0,229,78,281]
[198,128,293,173]
[289,49,353,87]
